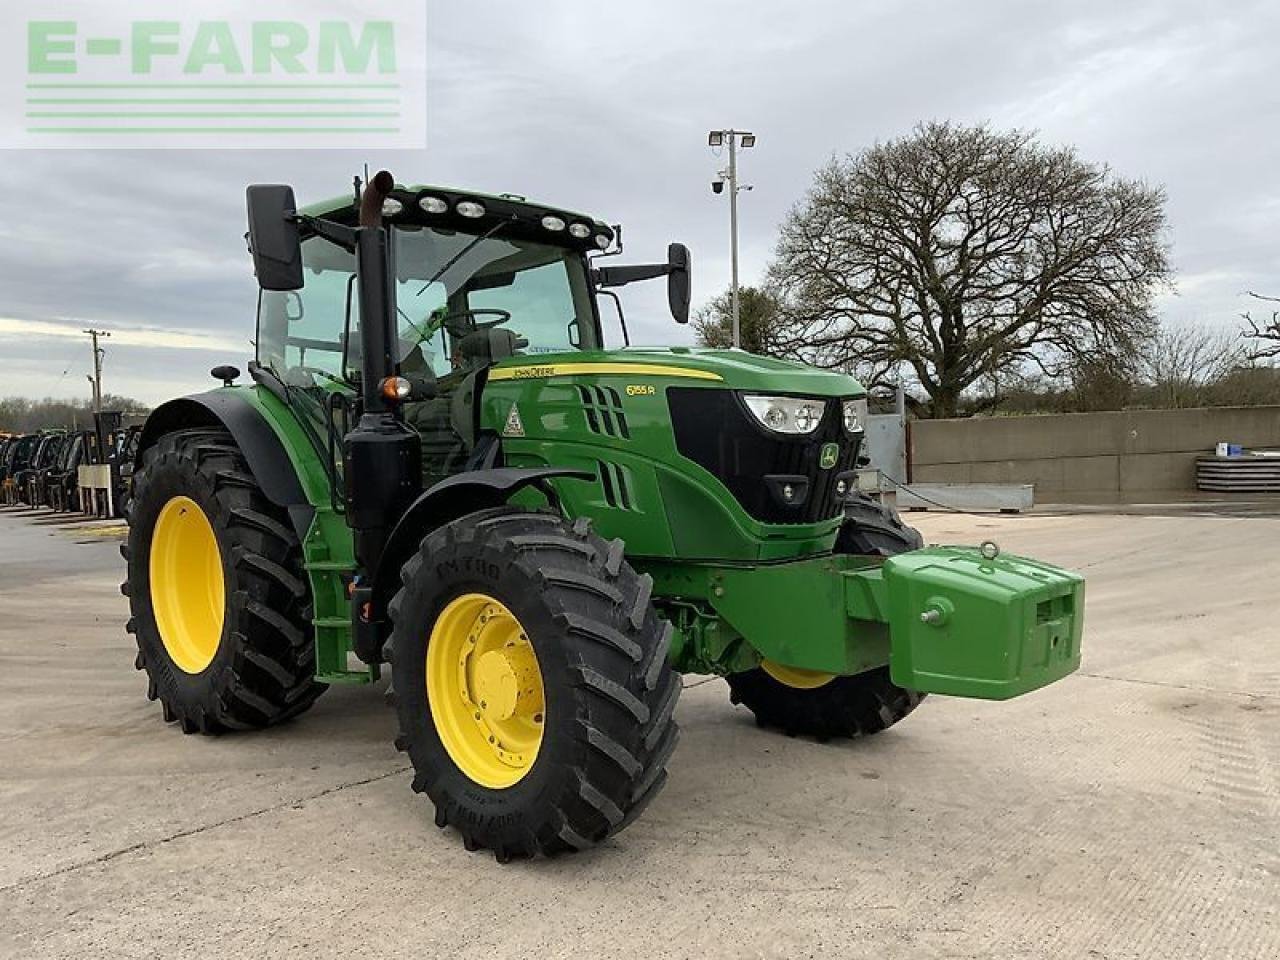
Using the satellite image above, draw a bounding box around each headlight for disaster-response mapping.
[842,398,868,434]
[742,395,825,435]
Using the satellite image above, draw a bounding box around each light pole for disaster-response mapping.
[709,129,756,349]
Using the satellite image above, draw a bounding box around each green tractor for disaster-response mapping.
[122,171,1084,859]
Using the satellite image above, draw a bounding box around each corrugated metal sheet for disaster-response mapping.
[1196,454,1280,492]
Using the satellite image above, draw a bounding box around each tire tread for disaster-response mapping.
[387,506,680,859]
[124,428,325,735]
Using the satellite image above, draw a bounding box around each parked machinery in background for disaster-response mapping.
[0,436,13,501]
[74,417,144,519]
[13,435,65,512]
[110,425,143,517]
[24,432,69,507]
[1,434,40,505]
[0,426,137,515]
[45,430,94,512]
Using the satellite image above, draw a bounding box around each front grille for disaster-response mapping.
[667,388,860,524]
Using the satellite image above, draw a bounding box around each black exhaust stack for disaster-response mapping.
[343,172,422,658]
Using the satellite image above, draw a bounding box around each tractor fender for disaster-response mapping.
[371,467,594,617]
[136,392,315,538]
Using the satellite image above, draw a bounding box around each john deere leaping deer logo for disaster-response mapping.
[819,443,839,469]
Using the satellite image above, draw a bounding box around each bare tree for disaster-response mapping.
[769,121,1172,417]
[1242,290,1280,361]
[1067,354,1140,412]
[1139,322,1249,408]
[692,285,784,354]
[0,394,149,433]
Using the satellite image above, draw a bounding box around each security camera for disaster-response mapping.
[711,180,724,194]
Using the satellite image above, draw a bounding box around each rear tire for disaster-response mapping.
[727,666,924,739]
[386,507,680,860]
[727,493,925,739]
[835,492,924,555]
[123,428,325,733]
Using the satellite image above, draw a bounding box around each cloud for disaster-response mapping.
[0,316,244,353]
[0,0,1276,405]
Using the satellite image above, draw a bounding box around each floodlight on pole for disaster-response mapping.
[707,129,756,349]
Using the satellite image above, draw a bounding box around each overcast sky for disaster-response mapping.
[1,0,1277,406]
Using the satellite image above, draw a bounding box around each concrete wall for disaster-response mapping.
[910,406,1280,498]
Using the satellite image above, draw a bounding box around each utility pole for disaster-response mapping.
[708,129,756,349]
[83,328,110,414]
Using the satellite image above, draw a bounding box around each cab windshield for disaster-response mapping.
[391,225,600,379]
[256,226,600,386]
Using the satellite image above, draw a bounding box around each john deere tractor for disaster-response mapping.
[123,171,1084,860]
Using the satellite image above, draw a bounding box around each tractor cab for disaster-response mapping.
[251,180,688,491]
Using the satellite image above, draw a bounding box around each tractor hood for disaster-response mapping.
[488,348,865,398]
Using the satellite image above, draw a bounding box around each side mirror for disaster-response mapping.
[667,243,691,324]
[246,184,304,291]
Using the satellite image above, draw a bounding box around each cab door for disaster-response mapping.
[256,237,359,488]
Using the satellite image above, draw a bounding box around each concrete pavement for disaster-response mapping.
[1,505,1277,959]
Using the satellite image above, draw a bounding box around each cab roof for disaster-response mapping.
[300,183,615,254]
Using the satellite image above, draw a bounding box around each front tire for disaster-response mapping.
[123,429,325,733]
[386,507,680,860]
[727,493,925,738]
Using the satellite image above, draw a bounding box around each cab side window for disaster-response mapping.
[257,238,358,383]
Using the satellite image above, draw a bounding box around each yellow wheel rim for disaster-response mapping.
[762,659,836,690]
[149,495,225,674]
[426,593,545,789]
